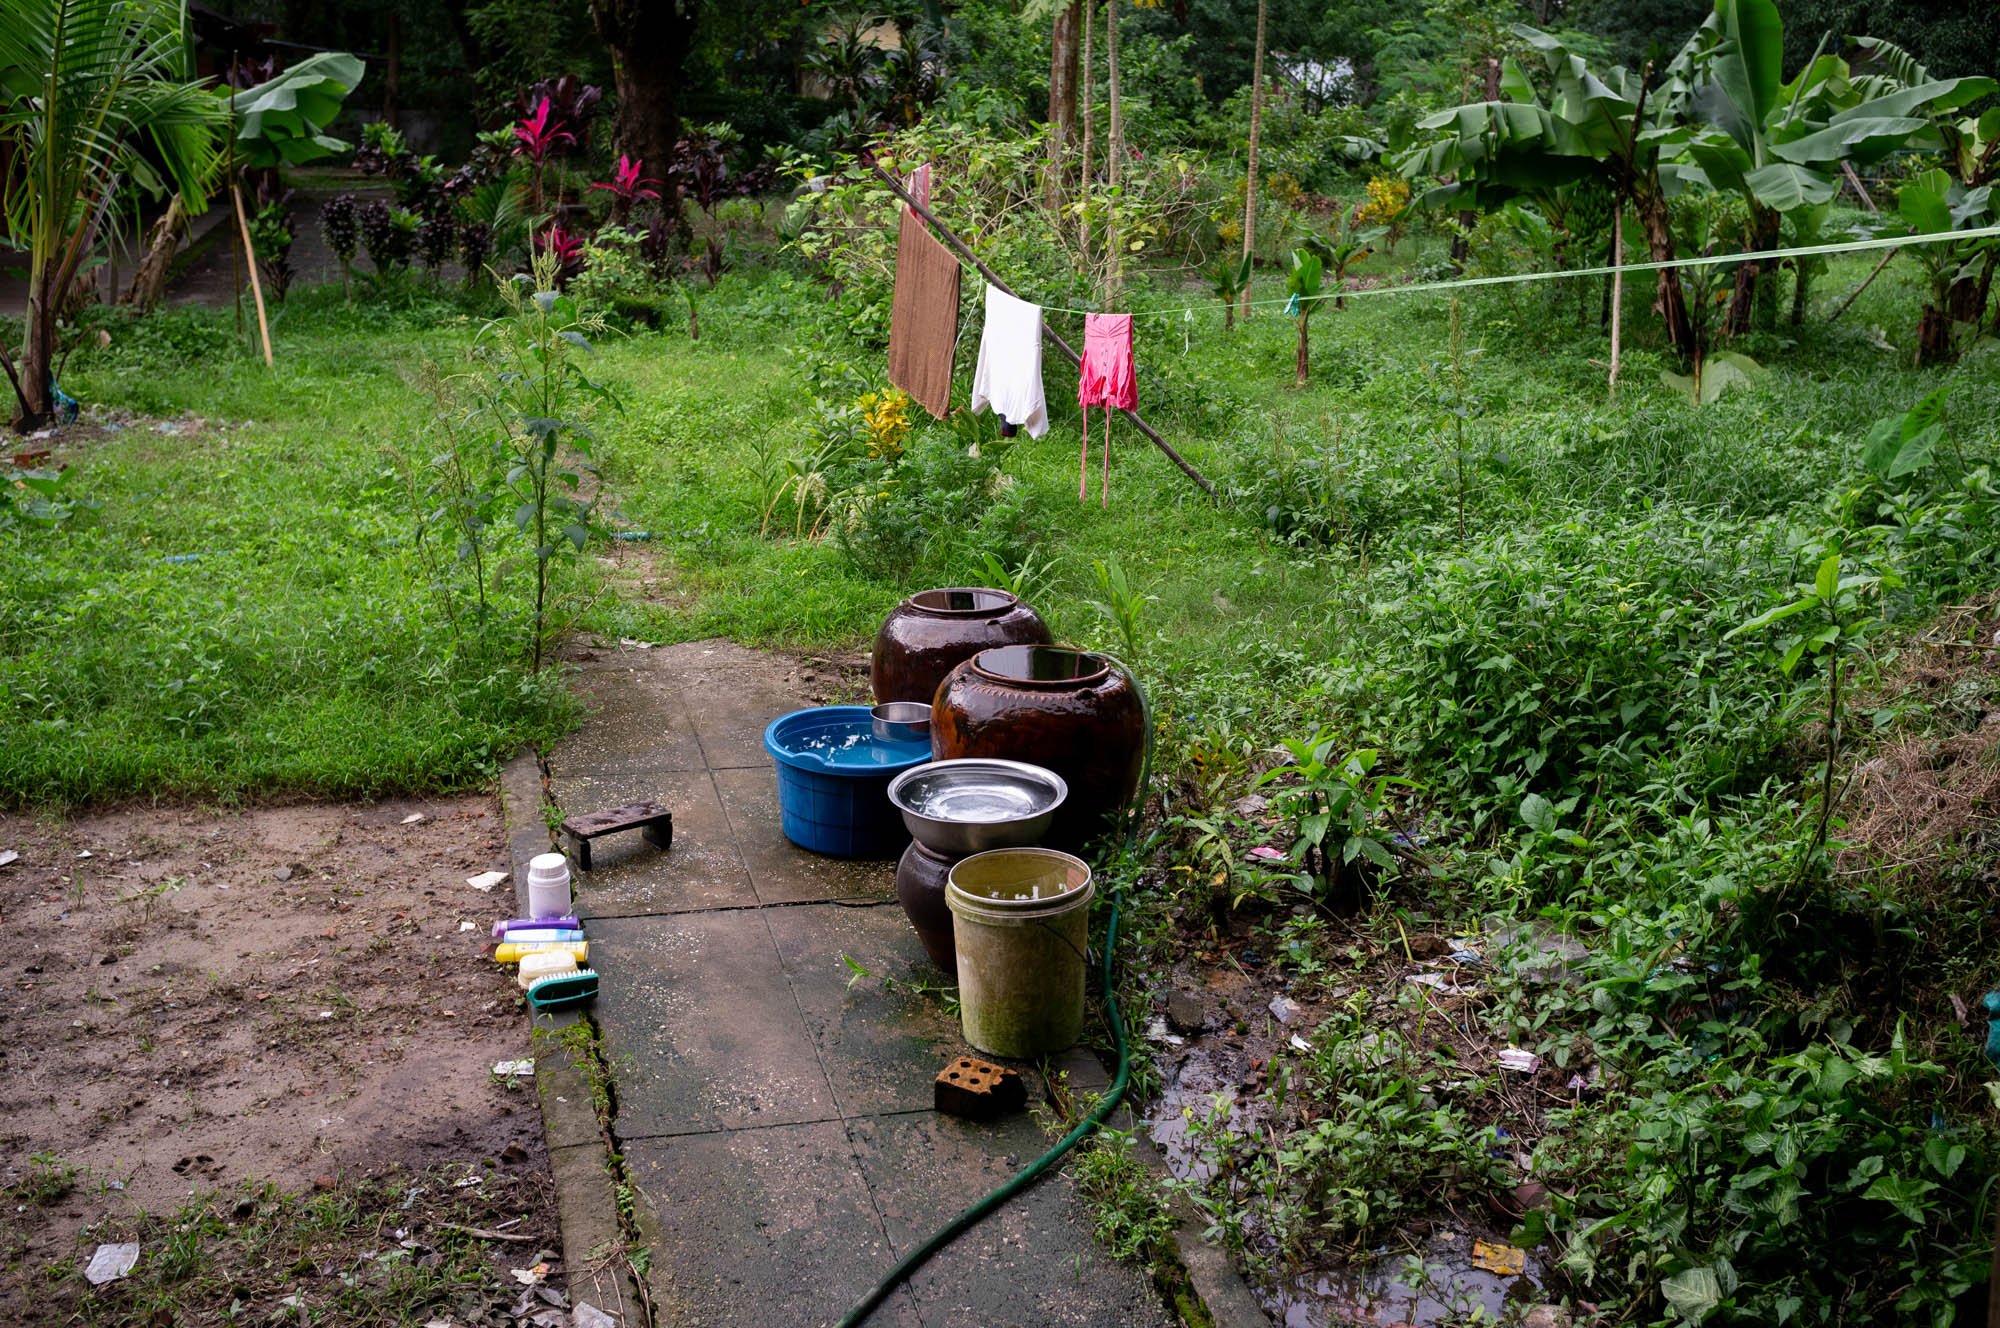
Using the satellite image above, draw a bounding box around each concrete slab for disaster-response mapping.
[531,642,1191,1328]
[551,769,758,916]
[589,913,838,1138]
[848,1112,1173,1328]
[713,765,903,904]
[671,648,817,769]
[623,1123,924,1328]
[554,663,708,774]
[764,902,963,1117]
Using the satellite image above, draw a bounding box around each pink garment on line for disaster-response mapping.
[1076,313,1135,506]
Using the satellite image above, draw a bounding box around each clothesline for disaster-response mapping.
[966,221,2000,320]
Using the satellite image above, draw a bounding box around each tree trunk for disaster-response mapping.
[1239,0,1266,323]
[1633,184,1694,358]
[14,267,55,431]
[1946,255,1991,325]
[1295,314,1309,386]
[384,13,402,129]
[1045,1,1081,209]
[1790,257,1811,326]
[1726,206,1779,335]
[591,0,699,189]
[122,196,186,313]
[1915,302,1953,367]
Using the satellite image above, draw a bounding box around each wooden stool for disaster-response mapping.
[560,801,672,872]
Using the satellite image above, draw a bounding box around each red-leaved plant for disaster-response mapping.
[513,97,574,210]
[589,154,662,224]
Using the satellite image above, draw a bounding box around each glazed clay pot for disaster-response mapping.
[932,646,1145,850]
[871,588,1053,706]
[896,840,961,975]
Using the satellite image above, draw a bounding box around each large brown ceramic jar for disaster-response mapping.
[871,589,1053,707]
[931,646,1145,849]
[896,841,961,975]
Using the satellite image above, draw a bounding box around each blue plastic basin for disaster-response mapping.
[765,706,933,857]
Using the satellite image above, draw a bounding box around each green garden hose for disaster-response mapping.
[835,654,1153,1328]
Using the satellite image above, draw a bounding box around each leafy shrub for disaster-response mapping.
[1340,513,1797,826]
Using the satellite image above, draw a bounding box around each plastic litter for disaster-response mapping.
[401,813,426,825]
[0,850,16,868]
[85,1243,140,1285]
[1497,1047,1542,1074]
[1268,995,1303,1025]
[466,871,509,892]
[492,1060,535,1078]
[1471,1239,1526,1276]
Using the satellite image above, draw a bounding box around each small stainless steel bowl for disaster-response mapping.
[871,701,932,745]
[887,759,1068,856]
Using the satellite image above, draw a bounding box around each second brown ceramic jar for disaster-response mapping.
[931,645,1145,849]
[871,588,1053,707]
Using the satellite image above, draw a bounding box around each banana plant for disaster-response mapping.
[1891,168,1996,365]
[0,0,224,430]
[1207,251,1250,332]
[1285,246,1328,387]
[1398,23,1704,357]
[225,50,364,171]
[1675,0,1995,332]
[1850,37,2000,340]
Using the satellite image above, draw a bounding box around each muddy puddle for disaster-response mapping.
[1146,967,1551,1328]
[1263,1230,1547,1326]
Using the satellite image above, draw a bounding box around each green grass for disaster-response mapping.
[2,284,575,806]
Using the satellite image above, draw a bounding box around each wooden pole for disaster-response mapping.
[1105,0,1122,305]
[872,164,1215,497]
[232,182,274,367]
[1239,0,1267,323]
[1829,246,1898,322]
[1608,200,1623,398]
[1842,161,1878,213]
[1079,0,1095,268]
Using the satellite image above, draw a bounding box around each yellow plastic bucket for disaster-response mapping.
[945,848,1093,1058]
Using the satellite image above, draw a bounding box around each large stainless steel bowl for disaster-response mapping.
[887,759,1067,856]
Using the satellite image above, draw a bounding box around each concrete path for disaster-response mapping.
[544,641,1174,1328]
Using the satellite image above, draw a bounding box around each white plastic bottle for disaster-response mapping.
[527,852,573,921]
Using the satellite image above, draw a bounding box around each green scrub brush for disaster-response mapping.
[527,967,599,1012]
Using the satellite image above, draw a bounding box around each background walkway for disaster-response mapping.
[547,641,1171,1328]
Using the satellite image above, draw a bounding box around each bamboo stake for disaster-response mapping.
[1239,0,1267,324]
[232,183,274,367]
[872,164,1214,496]
[1079,0,1095,264]
[1609,200,1623,398]
[1829,246,1898,322]
[1105,0,1122,305]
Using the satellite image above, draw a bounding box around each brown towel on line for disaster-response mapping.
[888,208,960,419]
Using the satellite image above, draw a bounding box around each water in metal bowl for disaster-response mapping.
[888,759,1068,857]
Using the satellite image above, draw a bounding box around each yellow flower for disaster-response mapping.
[1355,176,1410,227]
[855,387,913,462]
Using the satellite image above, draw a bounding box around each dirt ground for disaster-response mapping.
[0,791,562,1323]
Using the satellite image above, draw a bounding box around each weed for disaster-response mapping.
[1073,1127,1176,1264]
[13,1153,80,1205]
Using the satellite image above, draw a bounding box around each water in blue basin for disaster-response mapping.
[766,706,931,773]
